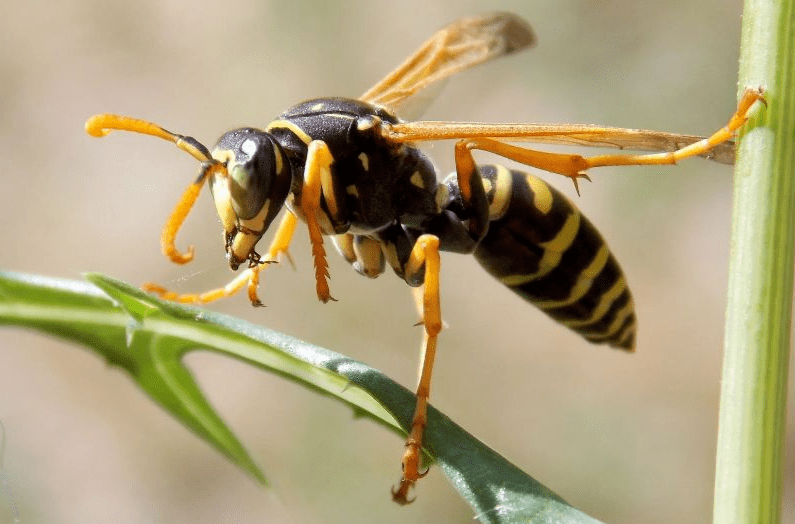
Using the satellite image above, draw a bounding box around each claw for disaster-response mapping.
[569,172,591,196]
[391,479,416,505]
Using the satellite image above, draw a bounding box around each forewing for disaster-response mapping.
[360,12,535,114]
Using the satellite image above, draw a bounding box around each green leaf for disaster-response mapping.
[0,271,602,524]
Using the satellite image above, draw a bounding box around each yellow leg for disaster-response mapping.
[301,140,338,303]
[142,267,261,304]
[584,87,765,170]
[263,211,298,267]
[461,87,765,194]
[392,234,442,505]
[452,140,492,238]
[142,211,299,306]
[458,137,592,194]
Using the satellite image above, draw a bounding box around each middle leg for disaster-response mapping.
[392,234,442,505]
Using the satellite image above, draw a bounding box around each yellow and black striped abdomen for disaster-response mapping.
[473,165,636,351]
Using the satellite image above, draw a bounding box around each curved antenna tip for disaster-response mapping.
[85,114,115,137]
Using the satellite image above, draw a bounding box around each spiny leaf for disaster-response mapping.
[0,271,602,524]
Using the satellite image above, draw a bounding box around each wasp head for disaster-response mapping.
[209,128,293,270]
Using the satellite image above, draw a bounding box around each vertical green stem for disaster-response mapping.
[714,1,795,524]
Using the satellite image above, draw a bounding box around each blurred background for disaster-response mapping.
[0,0,792,523]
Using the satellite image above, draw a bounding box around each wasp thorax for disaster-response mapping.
[209,128,293,269]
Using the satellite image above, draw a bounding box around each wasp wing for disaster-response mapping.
[380,121,736,164]
[360,12,535,114]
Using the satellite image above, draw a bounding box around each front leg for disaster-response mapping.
[300,140,342,303]
[142,211,298,306]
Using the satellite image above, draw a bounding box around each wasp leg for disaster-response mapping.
[143,268,261,304]
[245,211,299,305]
[583,87,765,171]
[300,140,339,303]
[143,211,299,305]
[457,87,765,195]
[392,234,442,505]
[452,141,491,239]
[456,137,594,195]
[262,211,298,268]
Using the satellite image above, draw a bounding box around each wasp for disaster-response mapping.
[85,12,763,504]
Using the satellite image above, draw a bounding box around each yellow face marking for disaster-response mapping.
[209,171,237,233]
[534,244,610,309]
[272,142,284,175]
[231,199,272,261]
[231,231,259,263]
[488,164,513,220]
[499,210,581,285]
[266,119,313,145]
[211,149,234,165]
[563,277,627,328]
[526,174,553,214]
[237,199,271,234]
[358,152,369,171]
[410,171,425,189]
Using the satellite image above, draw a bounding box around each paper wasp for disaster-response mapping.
[85,12,763,504]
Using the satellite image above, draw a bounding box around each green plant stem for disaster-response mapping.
[714,1,795,524]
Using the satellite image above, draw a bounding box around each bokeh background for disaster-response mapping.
[0,1,792,523]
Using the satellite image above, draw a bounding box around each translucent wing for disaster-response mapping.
[360,12,535,114]
[380,121,737,164]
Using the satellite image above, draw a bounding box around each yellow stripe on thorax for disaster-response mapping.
[266,119,313,145]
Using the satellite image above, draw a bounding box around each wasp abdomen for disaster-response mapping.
[471,164,636,351]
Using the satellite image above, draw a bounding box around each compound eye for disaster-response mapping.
[232,136,276,220]
[214,129,278,220]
